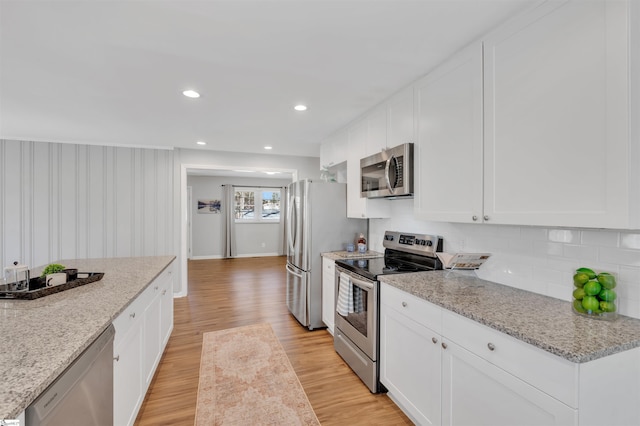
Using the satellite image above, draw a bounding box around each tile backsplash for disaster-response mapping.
[370,199,640,320]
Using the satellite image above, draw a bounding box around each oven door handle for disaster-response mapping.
[349,276,374,291]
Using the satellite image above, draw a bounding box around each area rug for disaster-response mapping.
[194,323,320,426]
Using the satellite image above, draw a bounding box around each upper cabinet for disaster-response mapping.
[415,0,639,229]
[414,42,484,223]
[364,86,415,157]
[483,0,636,228]
[347,119,391,218]
[320,129,348,169]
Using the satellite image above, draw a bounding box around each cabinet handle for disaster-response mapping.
[441,342,448,349]
[114,355,120,362]
[155,286,159,290]
[432,337,438,344]
[487,342,496,351]
[401,301,407,307]
[162,289,167,296]
[130,312,136,319]
[484,215,489,221]
[472,215,478,221]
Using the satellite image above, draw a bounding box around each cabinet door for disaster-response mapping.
[483,0,630,228]
[143,287,162,389]
[441,338,576,426]
[321,258,336,334]
[414,42,484,223]
[160,269,174,347]
[346,120,390,219]
[380,302,441,425]
[114,324,143,426]
[387,86,415,148]
[366,105,387,156]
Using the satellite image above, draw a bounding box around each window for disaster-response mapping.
[234,188,281,222]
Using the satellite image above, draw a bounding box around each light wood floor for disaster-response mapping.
[135,256,412,425]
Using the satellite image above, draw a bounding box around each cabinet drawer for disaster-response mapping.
[381,283,442,333]
[113,282,156,347]
[442,309,577,408]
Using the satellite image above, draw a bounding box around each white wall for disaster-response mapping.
[0,139,174,271]
[187,175,291,258]
[370,199,640,320]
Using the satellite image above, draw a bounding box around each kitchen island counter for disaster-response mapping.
[0,255,175,420]
[380,270,640,363]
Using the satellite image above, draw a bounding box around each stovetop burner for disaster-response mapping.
[335,231,443,280]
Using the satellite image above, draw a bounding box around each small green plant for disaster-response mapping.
[41,263,66,277]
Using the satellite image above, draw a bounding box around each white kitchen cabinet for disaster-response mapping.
[113,262,174,426]
[347,119,391,218]
[441,338,576,426]
[380,286,442,425]
[321,257,336,334]
[414,42,484,223]
[160,267,174,347]
[364,87,415,157]
[483,0,636,228]
[386,86,414,148]
[380,282,640,426]
[413,0,639,229]
[320,130,348,169]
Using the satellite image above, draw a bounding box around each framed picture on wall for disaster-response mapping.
[197,199,221,214]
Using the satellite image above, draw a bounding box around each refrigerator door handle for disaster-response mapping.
[287,193,297,255]
[286,263,304,278]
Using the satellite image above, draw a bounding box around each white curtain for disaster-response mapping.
[222,184,237,258]
[278,186,288,256]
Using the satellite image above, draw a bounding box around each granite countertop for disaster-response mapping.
[0,256,175,420]
[380,270,640,364]
[321,250,384,261]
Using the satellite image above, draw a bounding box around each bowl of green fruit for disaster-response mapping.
[572,267,618,320]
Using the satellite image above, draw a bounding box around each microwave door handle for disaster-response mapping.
[384,156,396,194]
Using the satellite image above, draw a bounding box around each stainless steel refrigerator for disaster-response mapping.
[286,179,365,330]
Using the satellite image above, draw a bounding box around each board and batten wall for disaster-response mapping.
[0,139,175,275]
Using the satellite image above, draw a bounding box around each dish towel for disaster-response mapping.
[336,272,354,316]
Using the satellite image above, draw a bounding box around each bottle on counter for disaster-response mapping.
[357,233,367,254]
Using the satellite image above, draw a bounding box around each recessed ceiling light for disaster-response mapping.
[232,170,253,173]
[264,146,273,150]
[183,90,200,98]
[294,104,307,111]
[264,171,280,175]
[196,141,206,145]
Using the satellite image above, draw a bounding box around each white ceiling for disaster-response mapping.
[0,0,536,158]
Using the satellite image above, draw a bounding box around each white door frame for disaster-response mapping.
[179,164,298,296]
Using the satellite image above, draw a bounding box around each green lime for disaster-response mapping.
[576,267,597,279]
[573,299,587,313]
[582,296,600,311]
[599,301,617,313]
[597,288,617,302]
[572,288,586,300]
[597,272,617,289]
[583,280,602,296]
[573,272,590,288]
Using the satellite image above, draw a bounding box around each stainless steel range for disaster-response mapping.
[334,230,443,393]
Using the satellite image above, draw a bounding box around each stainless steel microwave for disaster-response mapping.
[360,143,413,199]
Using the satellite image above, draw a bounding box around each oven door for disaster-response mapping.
[334,267,377,361]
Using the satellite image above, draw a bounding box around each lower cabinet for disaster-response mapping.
[113,262,174,426]
[321,257,336,334]
[380,283,640,426]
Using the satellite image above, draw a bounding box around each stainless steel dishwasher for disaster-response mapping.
[26,324,115,425]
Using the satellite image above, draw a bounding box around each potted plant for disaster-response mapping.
[42,263,67,287]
